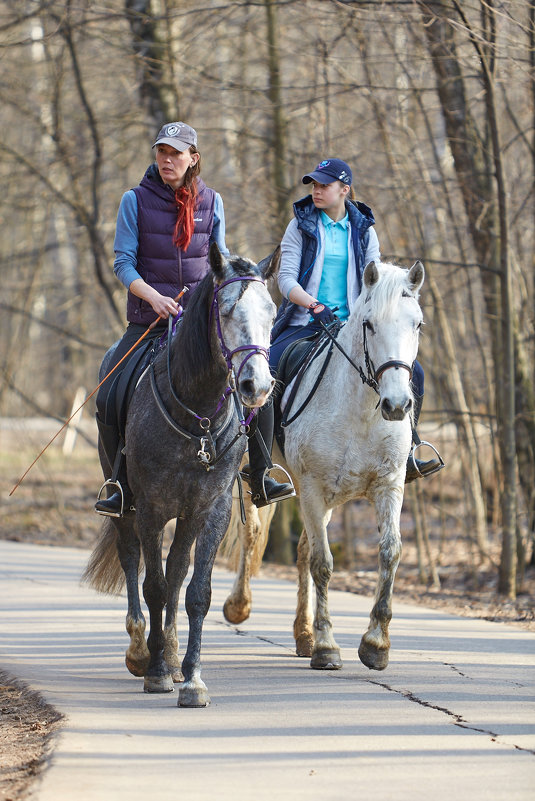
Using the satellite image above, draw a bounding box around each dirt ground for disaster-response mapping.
[1,426,534,799]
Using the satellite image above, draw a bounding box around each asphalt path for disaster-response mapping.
[0,539,534,800]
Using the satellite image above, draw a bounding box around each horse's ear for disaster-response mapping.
[210,241,226,281]
[258,245,280,281]
[363,261,379,289]
[408,260,425,292]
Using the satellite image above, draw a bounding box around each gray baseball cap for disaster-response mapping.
[152,122,198,151]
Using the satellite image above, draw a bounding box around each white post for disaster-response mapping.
[63,387,86,455]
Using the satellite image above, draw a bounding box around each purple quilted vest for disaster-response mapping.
[127,165,215,325]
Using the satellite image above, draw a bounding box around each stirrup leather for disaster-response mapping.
[249,464,296,506]
[96,479,129,518]
[408,440,445,478]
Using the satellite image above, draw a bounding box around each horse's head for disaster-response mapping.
[359,260,424,421]
[210,243,277,408]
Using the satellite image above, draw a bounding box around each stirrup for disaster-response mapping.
[250,464,296,507]
[408,440,445,478]
[96,479,129,518]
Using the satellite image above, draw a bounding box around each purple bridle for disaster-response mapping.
[210,275,270,381]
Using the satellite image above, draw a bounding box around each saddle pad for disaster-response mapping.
[115,339,156,440]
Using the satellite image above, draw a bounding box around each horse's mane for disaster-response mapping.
[357,261,419,322]
[170,255,260,386]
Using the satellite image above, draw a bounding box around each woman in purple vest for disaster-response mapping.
[95,121,292,516]
[94,123,220,515]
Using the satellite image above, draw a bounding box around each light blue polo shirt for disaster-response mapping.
[316,210,350,320]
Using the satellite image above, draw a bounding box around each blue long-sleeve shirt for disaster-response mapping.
[113,189,229,289]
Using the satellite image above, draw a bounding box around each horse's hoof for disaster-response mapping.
[125,654,150,677]
[178,685,211,707]
[143,674,174,693]
[358,638,389,671]
[310,648,343,670]
[295,632,314,658]
[223,597,250,625]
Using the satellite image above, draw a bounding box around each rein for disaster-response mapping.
[150,275,269,471]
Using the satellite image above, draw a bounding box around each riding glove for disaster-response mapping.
[309,302,336,325]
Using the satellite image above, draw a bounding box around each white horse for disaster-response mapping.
[222,259,425,671]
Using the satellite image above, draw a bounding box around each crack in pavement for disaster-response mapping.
[215,620,535,756]
[369,678,535,755]
[216,619,296,652]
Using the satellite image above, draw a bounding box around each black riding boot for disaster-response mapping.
[94,417,134,517]
[405,394,444,483]
[243,404,295,508]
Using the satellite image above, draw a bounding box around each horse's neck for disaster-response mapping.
[157,340,229,422]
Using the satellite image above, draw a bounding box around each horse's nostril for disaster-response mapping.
[240,379,255,397]
[381,398,393,414]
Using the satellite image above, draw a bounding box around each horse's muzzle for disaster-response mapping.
[238,376,275,409]
[380,395,412,421]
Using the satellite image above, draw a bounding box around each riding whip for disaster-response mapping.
[9,286,189,496]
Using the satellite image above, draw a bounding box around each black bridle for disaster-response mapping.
[320,319,413,394]
[150,275,271,470]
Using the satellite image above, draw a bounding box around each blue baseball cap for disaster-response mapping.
[302,158,352,186]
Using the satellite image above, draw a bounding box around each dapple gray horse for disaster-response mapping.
[223,260,425,672]
[83,244,276,706]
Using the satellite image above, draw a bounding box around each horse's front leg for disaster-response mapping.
[300,491,341,670]
[293,529,314,657]
[359,485,403,671]
[223,497,274,624]
[137,510,174,693]
[179,496,232,708]
[115,518,150,678]
[163,518,198,683]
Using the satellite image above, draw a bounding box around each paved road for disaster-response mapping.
[0,540,534,801]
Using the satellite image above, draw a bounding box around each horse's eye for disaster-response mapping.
[364,320,375,334]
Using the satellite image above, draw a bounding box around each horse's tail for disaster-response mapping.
[220,492,274,576]
[81,519,128,595]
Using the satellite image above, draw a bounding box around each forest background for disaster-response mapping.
[1,0,534,602]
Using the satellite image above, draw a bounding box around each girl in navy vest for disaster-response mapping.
[95,122,229,516]
[244,159,442,505]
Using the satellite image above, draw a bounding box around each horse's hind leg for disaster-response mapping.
[116,519,151,678]
[223,499,274,624]
[137,511,174,693]
[358,488,403,671]
[293,529,314,657]
[83,517,149,678]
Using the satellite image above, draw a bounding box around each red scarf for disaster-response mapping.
[173,181,198,251]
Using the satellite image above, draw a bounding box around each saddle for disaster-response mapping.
[276,332,321,388]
